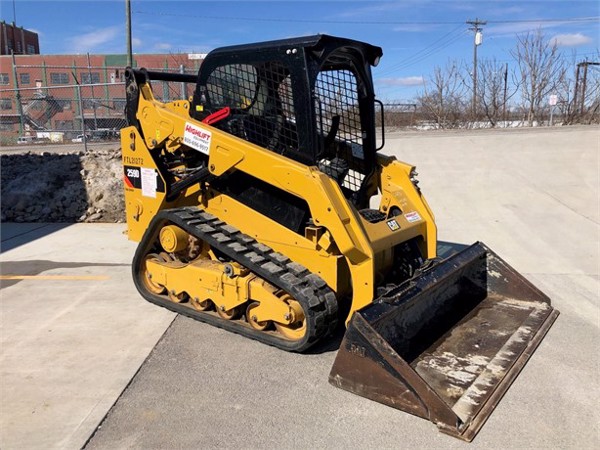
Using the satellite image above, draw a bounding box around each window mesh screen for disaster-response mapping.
[206,64,257,108]
[315,69,366,193]
[204,63,298,152]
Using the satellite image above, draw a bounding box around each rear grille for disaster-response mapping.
[359,208,386,223]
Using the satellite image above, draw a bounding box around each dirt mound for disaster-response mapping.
[1,148,125,223]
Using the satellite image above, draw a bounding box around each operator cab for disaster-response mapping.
[191,34,383,208]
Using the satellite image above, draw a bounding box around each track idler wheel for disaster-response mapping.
[246,302,271,331]
[168,290,188,304]
[190,297,214,311]
[274,295,306,341]
[216,303,244,320]
[141,253,167,295]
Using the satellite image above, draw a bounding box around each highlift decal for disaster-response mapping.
[183,122,212,155]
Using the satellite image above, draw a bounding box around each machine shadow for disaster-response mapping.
[306,240,472,355]
[1,152,90,253]
[0,223,72,253]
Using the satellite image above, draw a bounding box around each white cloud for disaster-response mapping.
[155,43,173,51]
[550,33,592,47]
[379,76,424,87]
[486,21,593,39]
[132,38,142,47]
[66,26,121,53]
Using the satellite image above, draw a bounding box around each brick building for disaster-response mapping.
[0,52,204,140]
[1,21,40,55]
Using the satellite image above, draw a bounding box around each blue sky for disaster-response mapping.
[1,0,598,100]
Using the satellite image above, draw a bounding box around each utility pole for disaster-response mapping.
[573,63,581,114]
[574,61,600,116]
[580,62,589,115]
[467,18,486,119]
[87,53,98,131]
[502,62,508,124]
[126,0,133,67]
[11,51,24,135]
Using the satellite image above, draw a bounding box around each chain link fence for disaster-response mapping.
[0,63,198,147]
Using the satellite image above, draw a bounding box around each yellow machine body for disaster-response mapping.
[121,92,436,321]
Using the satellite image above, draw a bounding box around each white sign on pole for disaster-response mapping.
[549,95,558,106]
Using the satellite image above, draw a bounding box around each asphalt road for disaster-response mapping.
[1,125,598,449]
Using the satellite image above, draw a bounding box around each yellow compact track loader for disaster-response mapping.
[120,35,558,441]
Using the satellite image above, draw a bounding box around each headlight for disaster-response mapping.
[409,167,421,194]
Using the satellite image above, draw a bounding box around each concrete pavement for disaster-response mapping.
[0,224,175,449]
[1,125,598,449]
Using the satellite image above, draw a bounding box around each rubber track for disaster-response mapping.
[131,206,339,352]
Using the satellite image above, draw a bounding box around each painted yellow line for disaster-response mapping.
[0,275,110,281]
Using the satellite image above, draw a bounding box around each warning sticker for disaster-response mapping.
[387,219,400,231]
[183,122,212,155]
[404,211,422,223]
[123,165,165,194]
[141,167,157,198]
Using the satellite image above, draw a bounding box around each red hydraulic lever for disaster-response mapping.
[201,107,231,125]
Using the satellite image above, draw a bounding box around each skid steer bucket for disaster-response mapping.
[329,242,559,441]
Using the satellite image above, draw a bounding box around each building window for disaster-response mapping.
[112,98,126,110]
[16,41,22,53]
[0,73,9,85]
[0,99,12,110]
[56,99,71,110]
[110,70,125,83]
[81,72,100,84]
[27,100,43,111]
[50,73,69,85]
[19,73,30,85]
[55,120,73,131]
[82,99,99,110]
[26,44,36,55]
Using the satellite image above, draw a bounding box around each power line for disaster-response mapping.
[133,10,599,26]
[478,52,600,65]
[488,17,599,24]
[376,27,467,76]
[383,32,468,73]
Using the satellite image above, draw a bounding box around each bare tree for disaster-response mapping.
[554,52,579,125]
[417,61,469,128]
[477,59,518,127]
[511,29,567,126]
